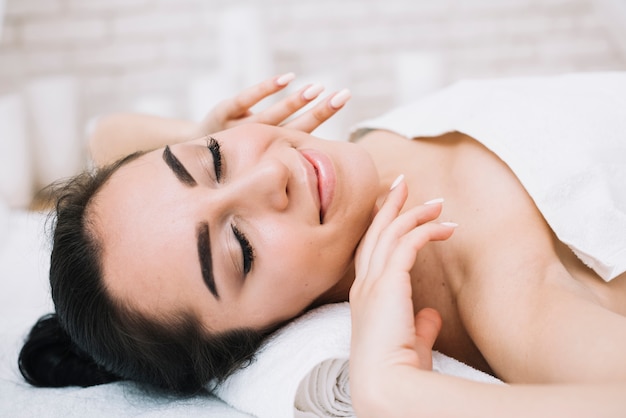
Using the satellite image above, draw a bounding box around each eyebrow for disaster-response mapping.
[163,146,197,187]
[162,146,218,299]
[197,222,219,299]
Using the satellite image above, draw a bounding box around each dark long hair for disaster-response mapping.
[19,152,267,393]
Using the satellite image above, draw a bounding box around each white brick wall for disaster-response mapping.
[4,0,62,17]
[2,0,624,120]
[22,17,108,45]
[65,0,152,14]
[0,0,625,204]
[111,11,203,38]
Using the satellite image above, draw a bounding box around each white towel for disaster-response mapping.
[215,303,501,418]
[352,71,626,281]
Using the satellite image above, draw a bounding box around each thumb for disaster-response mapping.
[413,308,442,370]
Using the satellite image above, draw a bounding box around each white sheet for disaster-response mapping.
[0,210,251,417]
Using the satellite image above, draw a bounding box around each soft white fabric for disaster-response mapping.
[0,211,251,418]
[216,303,353,418]
[216,303,501,418]
[352,71,626,281]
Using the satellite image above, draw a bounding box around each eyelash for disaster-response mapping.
[232,225,254,275]
[206,136,223,180]
[209,137,254,275]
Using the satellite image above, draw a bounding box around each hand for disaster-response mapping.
[349,177,455,409]
[197,73,351,135]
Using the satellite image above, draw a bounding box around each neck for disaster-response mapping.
[311,261,355,308]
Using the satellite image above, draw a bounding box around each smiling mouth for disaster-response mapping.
[300,149,335,223]
[298,150,322,222]
[312,165,323,223]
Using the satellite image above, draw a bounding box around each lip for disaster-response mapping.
[299,148,336,223]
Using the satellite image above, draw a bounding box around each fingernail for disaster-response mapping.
[302,83,324,100]
[424,198,444,205]
[276,72,295,86]
[390,174,405,191]
[329,88,351,108]
[440,222,458,228]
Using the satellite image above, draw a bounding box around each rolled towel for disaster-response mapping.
[215,303,501,418]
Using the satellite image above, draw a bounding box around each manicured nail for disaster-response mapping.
[330,88,351,108]
[440,222,458,228]
[276,72,296,86]
[424,198,444,205]
[302,83,324,100]
[390,174,405,190]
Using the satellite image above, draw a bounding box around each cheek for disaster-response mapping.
[262,227,319,270]
[256,224,328,288]
[257,217,357,290]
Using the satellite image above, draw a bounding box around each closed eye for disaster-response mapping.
[232,225,254,275]
[206,136,223,181]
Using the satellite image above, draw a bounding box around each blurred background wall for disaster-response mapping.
[0,0,625,208]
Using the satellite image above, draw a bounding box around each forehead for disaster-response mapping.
[90,150,204,320]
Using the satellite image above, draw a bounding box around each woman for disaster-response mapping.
[20,72,626,416]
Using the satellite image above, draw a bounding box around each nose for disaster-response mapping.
[211,158,289,214]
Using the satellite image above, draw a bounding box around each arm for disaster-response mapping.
[373,367,625,418]
[460,266,626,384]
[449,190,626,384]
[349,180,626,418]
[89,113,196,167]
[89,73,351,166]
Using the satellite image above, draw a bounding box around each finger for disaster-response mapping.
[216,73,296,120]
[355,178,408,275]
[379,202,445,250]
[357,212,450,300]
[284,88,352,133]
[359,193,444,278]
[250,83,325,125]
[380,221,456,275]
[414,308,442,348]
[362,219,454,293]
[352,221,455,310]
[414,308,442,369]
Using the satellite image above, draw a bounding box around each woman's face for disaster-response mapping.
[91,124,379,332]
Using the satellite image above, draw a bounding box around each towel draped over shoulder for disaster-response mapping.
[351,72,626,281]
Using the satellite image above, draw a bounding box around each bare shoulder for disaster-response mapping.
[460,260,626,384]
[361,130,626,383]
[442,137,626,384]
